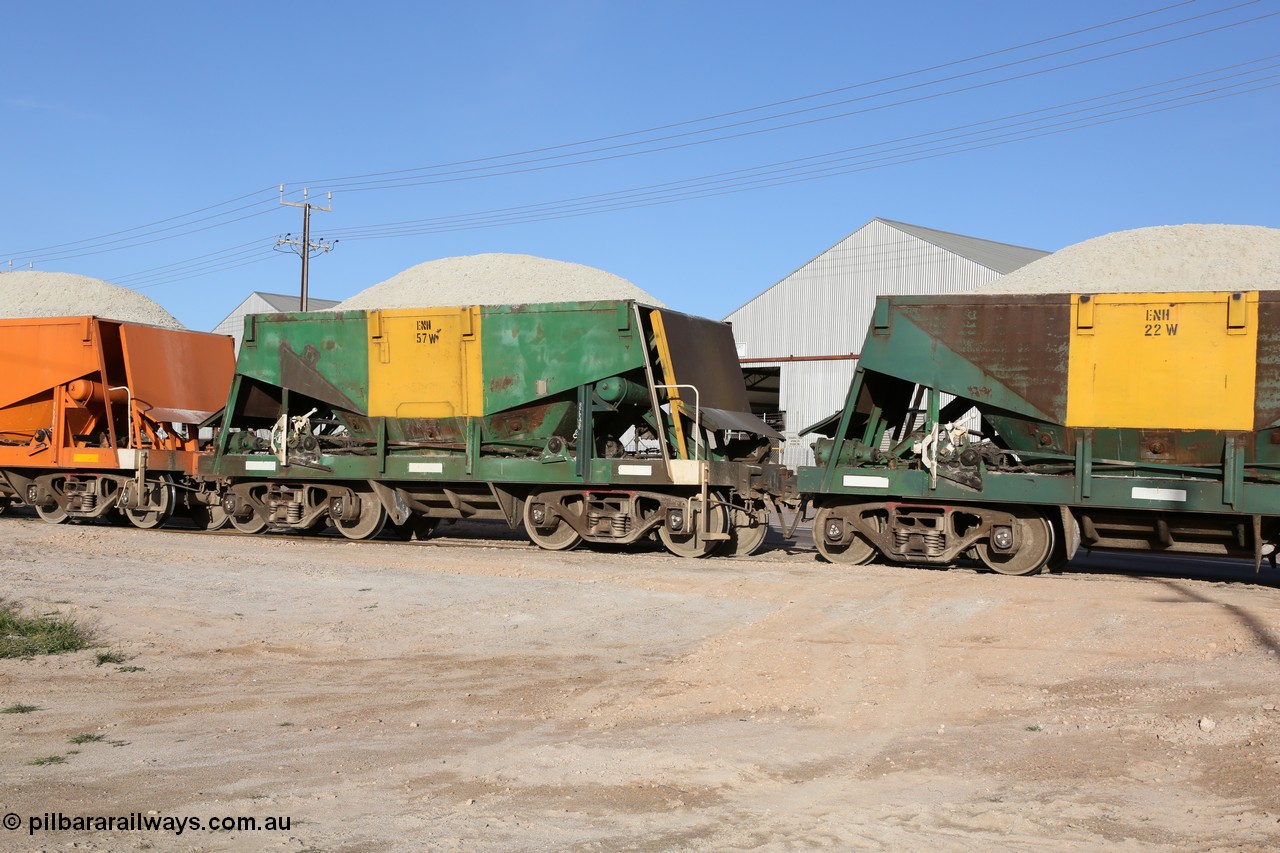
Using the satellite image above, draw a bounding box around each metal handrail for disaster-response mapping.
[108,385,134,449]
[653,383,701,461]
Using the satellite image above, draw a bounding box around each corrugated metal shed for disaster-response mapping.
[725,218,1048,466]
[212,292,340,351]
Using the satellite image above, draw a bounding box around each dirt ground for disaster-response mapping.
[2,510,1279,852]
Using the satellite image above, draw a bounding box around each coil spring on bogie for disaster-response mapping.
[81,494,97,512]
[894,528,945,557]
[287,502,303,524]
[611,515,630,536]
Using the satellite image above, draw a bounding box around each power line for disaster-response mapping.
[100,52,1279,288]
[7,2,1266,272]
[297,2,1272,194]
[290,1,1207,188]
[319,61,1280,241]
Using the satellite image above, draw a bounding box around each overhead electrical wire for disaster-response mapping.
[321,58,1280,240]
[3,1,1256,269]
[296,2,1273,194]
[10,0,1269,288]
[291,0,1207,187]
[110,55,1279,287]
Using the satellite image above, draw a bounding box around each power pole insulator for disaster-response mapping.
[276,185,334,312]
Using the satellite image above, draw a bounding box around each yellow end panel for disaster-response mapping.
[649,309,689,460]
[367,307,482,419]
[1066,292,1258,430]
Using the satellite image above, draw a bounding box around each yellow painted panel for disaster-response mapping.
[1066,292,1257,430]
[366,307,483,419]
[648,309,689,460]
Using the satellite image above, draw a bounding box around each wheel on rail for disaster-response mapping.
[523,494,583,551]
[658,496,729,559]
[188,502,230,531]
[34,501,69,524]
[814,506,878,565]
[124,475,175,530]
[974,509,1054,576]
[332,491,387,541]
[229,508,267,534]
[717,504,769,558]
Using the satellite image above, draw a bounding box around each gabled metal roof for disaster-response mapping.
[256,291,340,312]
[876,219,1048,275]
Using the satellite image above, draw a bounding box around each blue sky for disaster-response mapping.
[2,1,1277,330]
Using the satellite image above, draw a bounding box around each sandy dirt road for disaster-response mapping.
[2,511,1279,852]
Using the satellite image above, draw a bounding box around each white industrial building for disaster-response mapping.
[212,291,339,351]
[726,218,1048,466]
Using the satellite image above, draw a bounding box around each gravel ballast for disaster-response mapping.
[977,224,1280,294]
[335,253,663,310]
[0,271,184,328]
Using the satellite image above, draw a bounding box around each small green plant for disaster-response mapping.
[0,599,92,658]
[28,755,66,766]
[95,651,126,667]
[69,733,104,744]
[278,722,294,727]
[2,704,41,714]
[1025,724,1043,732]
[116,666,145,673]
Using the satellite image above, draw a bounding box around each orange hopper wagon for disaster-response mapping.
[0,316,234,529]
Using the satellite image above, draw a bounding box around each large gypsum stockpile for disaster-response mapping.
[210,299,785,557]
[802,223,1280,575]
[335,253,664,309]
[977,224,1280,294]
[0,271,184,328]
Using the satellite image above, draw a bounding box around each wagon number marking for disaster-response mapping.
[415,319,441,345]
[1142,308,1177,337]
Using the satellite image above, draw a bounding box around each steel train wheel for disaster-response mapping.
[717,505,769,558]
[658,497,729,558]
[974,509,1054,576]
[35,501,69,524]
[125,476,175,530]
[333,492,387,541]
[229,509,267,534]
[188,503,230,531]
[813,506,878,565]
[523,494,582,551]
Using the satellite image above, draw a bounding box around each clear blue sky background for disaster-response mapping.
[2,1,1277,330]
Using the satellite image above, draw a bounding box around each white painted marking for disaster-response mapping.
[408,462,445,474]
[1131,486,1187,502]
[843,475,890,489]
[618,464,653,476]
[245,459,277,472]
